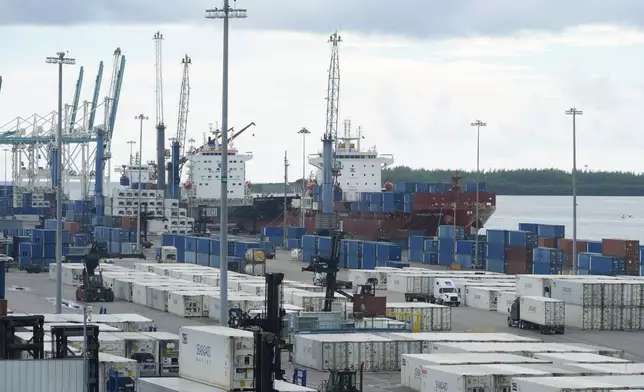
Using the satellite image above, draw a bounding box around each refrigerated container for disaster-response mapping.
[167,291,205,318]
[208,294,266,321]
[98,353,138,392]
[386,302,451,331]
[572,362,644,375]
[348,269,389,290]
[510,375,644,392]
[550,279,606,307]
[420,363,551,392]
[273,380,316,392]
[387,332,541,353]
[110,332,159,376]
[429,342,599,356]
[497,290,517,314]
[508,296,565,334]
[178,326,254,390]
[400,353,548,390]
[293,333,400,371]
[138,377,227,392]
[68,332,126,357]
[140,331,180,376]
[464,286,500,310]
[534,352,631,364]
[0,358,84,392]
[110,314,155,332]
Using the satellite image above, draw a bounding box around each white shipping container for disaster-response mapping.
[388,332,541,354]
[623,281,644,307]
[534,352,631,364]
[387,273,425,293]
[273,379,316,392]
[68,333,126,357]
[348,269,388,290]
[401,353,548,390]
[294,333,401,371]
[516,275,550,297]
[497,291,517,314]
[98,353,138,392]
[571,363,644,375]
[564,304,604,330]
[208,294,266,321]
[550,279,604,307]
[167,291,204,318]
[179,326,254,390]
[420,364,551,392]
[138,377,225,392]
[290,291,330,312]
[110,332,160,376]
[520,296,565,327]
[0,359,84,392]
[464,286,498,310]
[511,375,644,392]
[148,286,186,312]
[140,331,181,375]
[386,302,451,331]
[113,278,136,301]
[430,342,599,356]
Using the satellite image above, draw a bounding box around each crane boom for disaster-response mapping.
[154,31,165,128]
[176,55,191,166]
[68,66,84,133]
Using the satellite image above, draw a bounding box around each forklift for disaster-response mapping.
[75,242,115,302]
[302,230,376,312]
[318,365,364,392]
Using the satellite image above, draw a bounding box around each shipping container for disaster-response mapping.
[138,377,227,392]
[98,353,138,392]
[179,326,254,390]
[510,375,644,392]
[464,286,499,311]
[385,302,451,331]
[139,331,180,376]
[294,333,402,371]
[429,341,599,355]
[420,363,551,392]
[167,290,205,318]
[400,353,548,391]
[533,352,631,364]
[519,296,565,328]
[0,358,84,392]
[496,291,517,315]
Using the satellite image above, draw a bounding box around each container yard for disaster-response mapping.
[2,7,644,392]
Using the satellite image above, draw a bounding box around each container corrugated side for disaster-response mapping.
[520,296,565,327]
[138,376,224,392]
[533,352,631,364]
[511,374,644,392]
[179,325,255,390]
[429,342,598,355]
[0,359,84,392]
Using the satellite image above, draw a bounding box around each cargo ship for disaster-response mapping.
[287,127,497,242]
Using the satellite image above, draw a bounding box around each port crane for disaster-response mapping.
[170,55,192,199]
[154,31,167,197]
[101,48,125,189]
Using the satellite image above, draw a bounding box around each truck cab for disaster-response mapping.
[433,279,460,306]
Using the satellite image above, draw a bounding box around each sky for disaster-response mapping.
[2,1,644,183]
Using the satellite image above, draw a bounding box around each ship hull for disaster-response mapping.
[200,196,300,233]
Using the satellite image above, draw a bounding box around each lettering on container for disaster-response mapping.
[196,344,211,357]
[562,287,572,295]
[524,283,533,289]
[528,305,537,312]
[414,368,421,377]
[181,333,188,344]
[474,295,481,300]
[436,381,448,392]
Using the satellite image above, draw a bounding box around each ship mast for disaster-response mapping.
[325,32,342,185]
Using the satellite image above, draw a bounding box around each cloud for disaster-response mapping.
[3,0,644,38]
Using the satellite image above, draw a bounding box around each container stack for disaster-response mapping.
[506,230,538,274]
[532,247,565,274]
[557,238,589,268]
[577,253,624,275]
[93,227,138,255]
[261,226,283,247]
[602,238,640,276]
[454,239,485,269]
[436,225,464,266]
[0,184,14,217]
[284,226,306,250]
[407,236,438,264]
[17,229,70,270]
[485,229,508,273]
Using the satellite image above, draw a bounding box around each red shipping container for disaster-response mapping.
[624,256,639,273]
[602,239,640,258]
[557,239,588,267]
[0,299,7,316]
[506,245,533,274]
[538,237,556,248]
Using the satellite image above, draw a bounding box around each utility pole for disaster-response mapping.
[284,151,289,247]
[46,51,75,314]
[566,107,583,275]
[127,140,136,165]
[206,0,247,326]
[297,127,310,226]
[470,119,486,267]
[3,148,8,215]
[134,114,149,251]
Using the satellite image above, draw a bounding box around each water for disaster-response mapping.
[487,195,644,242]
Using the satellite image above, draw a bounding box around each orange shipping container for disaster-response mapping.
[538,237,556,248]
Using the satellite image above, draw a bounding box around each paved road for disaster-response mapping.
[4,248,644,392]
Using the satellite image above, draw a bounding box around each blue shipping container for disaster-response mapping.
[486,229,508,244]
[537,224,565,238]
[437,225,465,240]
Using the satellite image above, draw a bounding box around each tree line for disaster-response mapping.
[382,167,644,196]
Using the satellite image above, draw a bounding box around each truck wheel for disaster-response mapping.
[519,321,525,329]
[507,317,512,327]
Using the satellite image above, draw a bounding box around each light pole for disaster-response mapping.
[206,0,247,327]
[46,51,75,314]
[470,119,486,267]
[3,148,8,215]
[127,140,136,166]
[566,107,582,274]
[298,127,310,226]
[134,114,149,251]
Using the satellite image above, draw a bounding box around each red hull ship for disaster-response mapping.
[290,173,496,241]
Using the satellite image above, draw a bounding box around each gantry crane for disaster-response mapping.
[170,55,191,199]
[101,48,125,187]
[154,31,167,198]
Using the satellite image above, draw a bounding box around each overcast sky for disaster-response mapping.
[1,1,644,182]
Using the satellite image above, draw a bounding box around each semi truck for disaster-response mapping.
[405,278,461,306]
[507,295,565,334]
